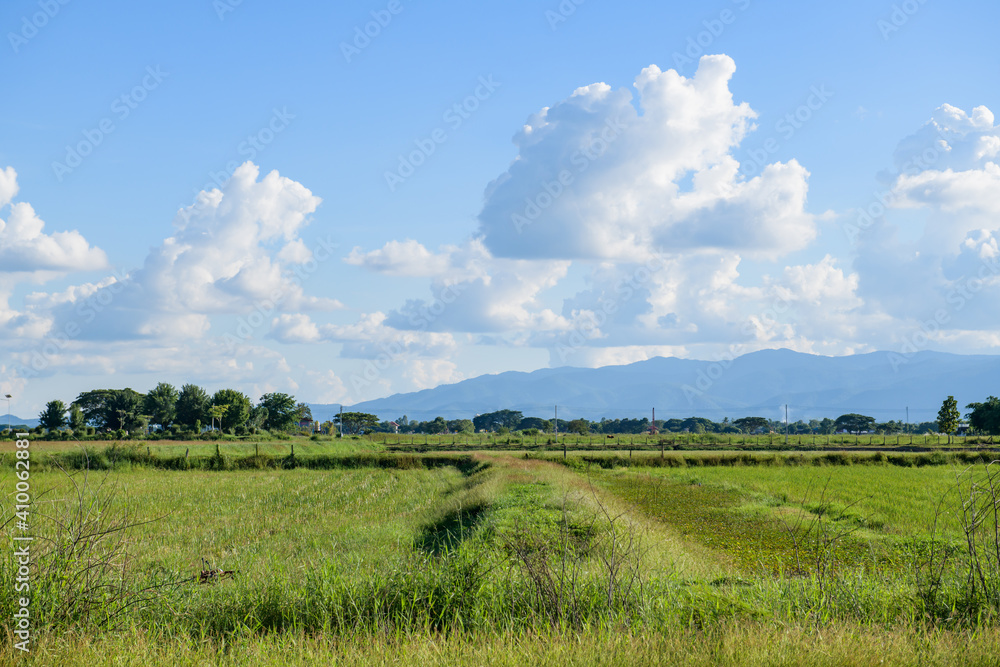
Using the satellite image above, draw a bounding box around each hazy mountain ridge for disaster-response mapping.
[306,349,1000,424]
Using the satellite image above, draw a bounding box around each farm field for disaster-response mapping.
[3,441,1000,665]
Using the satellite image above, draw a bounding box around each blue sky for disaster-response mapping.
[2,0,999,415]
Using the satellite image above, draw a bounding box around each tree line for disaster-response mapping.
[33,384,311,437]
[19,391,1000,439]
[347,410,940,437]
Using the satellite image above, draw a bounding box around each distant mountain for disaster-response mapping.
[3,414,39,429]
[308,350,1000,424]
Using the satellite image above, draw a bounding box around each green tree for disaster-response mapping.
[426,416,448,434]
[208,405,227,431]
[68,403,85,431]
[567,418,590,435]
[334,412,379,435]
[73,388,144,431]
[834,413,876,435]
[211,389,252,431]
[733,416,770,434]
[518,417,551,433]
[249,404,269,430]
[966,396,1000,436]
[937,396,961,443]
[143,382,178,429]
[39,400,67,431]
[473,409,523,432]
[447,419,474,434]
[175,384,210,429]
[258,393,298,432]
[296,402,313,423]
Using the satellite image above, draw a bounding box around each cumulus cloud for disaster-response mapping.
[404,359,464,390]
[269,311,458,360]
[44,162,342,341]
[0,167,107,275]
[345,239,453,277]
[477,55,816,261]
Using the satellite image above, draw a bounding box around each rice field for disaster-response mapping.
[3,442,1000,665]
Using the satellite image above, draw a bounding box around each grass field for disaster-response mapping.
[3,439,1000,665]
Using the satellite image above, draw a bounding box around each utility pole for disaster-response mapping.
[339,404,344,438]
[785,404,789,446]
[906,406,909,433]
[4,394,10,436]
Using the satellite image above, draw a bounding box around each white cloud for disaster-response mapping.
[345,239,452,277]
[0,167,18,207]
[404,360,464,390]
[269,313,322,344]
[477,55,816,261]
[0,167,107,275]
[44,162,342,341]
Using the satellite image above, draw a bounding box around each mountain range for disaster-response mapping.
[308,349,1000,424]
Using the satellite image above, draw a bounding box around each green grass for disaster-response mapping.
[3,451,1000,664]
[611,464,975,539]
[18,624,1000,666]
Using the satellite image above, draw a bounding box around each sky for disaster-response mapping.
[2,0,999,417]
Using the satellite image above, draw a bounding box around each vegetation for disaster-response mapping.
[11,391,1000,663]
[967,396,1000,435]
[333,411,379,435]
[38,400,67,431]
[834,413,876,435]
[5,442,1000,665]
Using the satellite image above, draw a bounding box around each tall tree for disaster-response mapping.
[937,396,961,443]
[425,416,448,434]
[39,400,67,431]
[249,404,269,430]
[733,416,770,434]
[333,412,379,435]
[68,403,85,431]
[833,413,875,435]
[144,382,178,429]
[73,389,144,431]
[175,384,210,429]
[447,419,474,434]
[966,396,1000,436]
[258,392,297,431]
[473,409,523,432]
[211,389,252,431]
